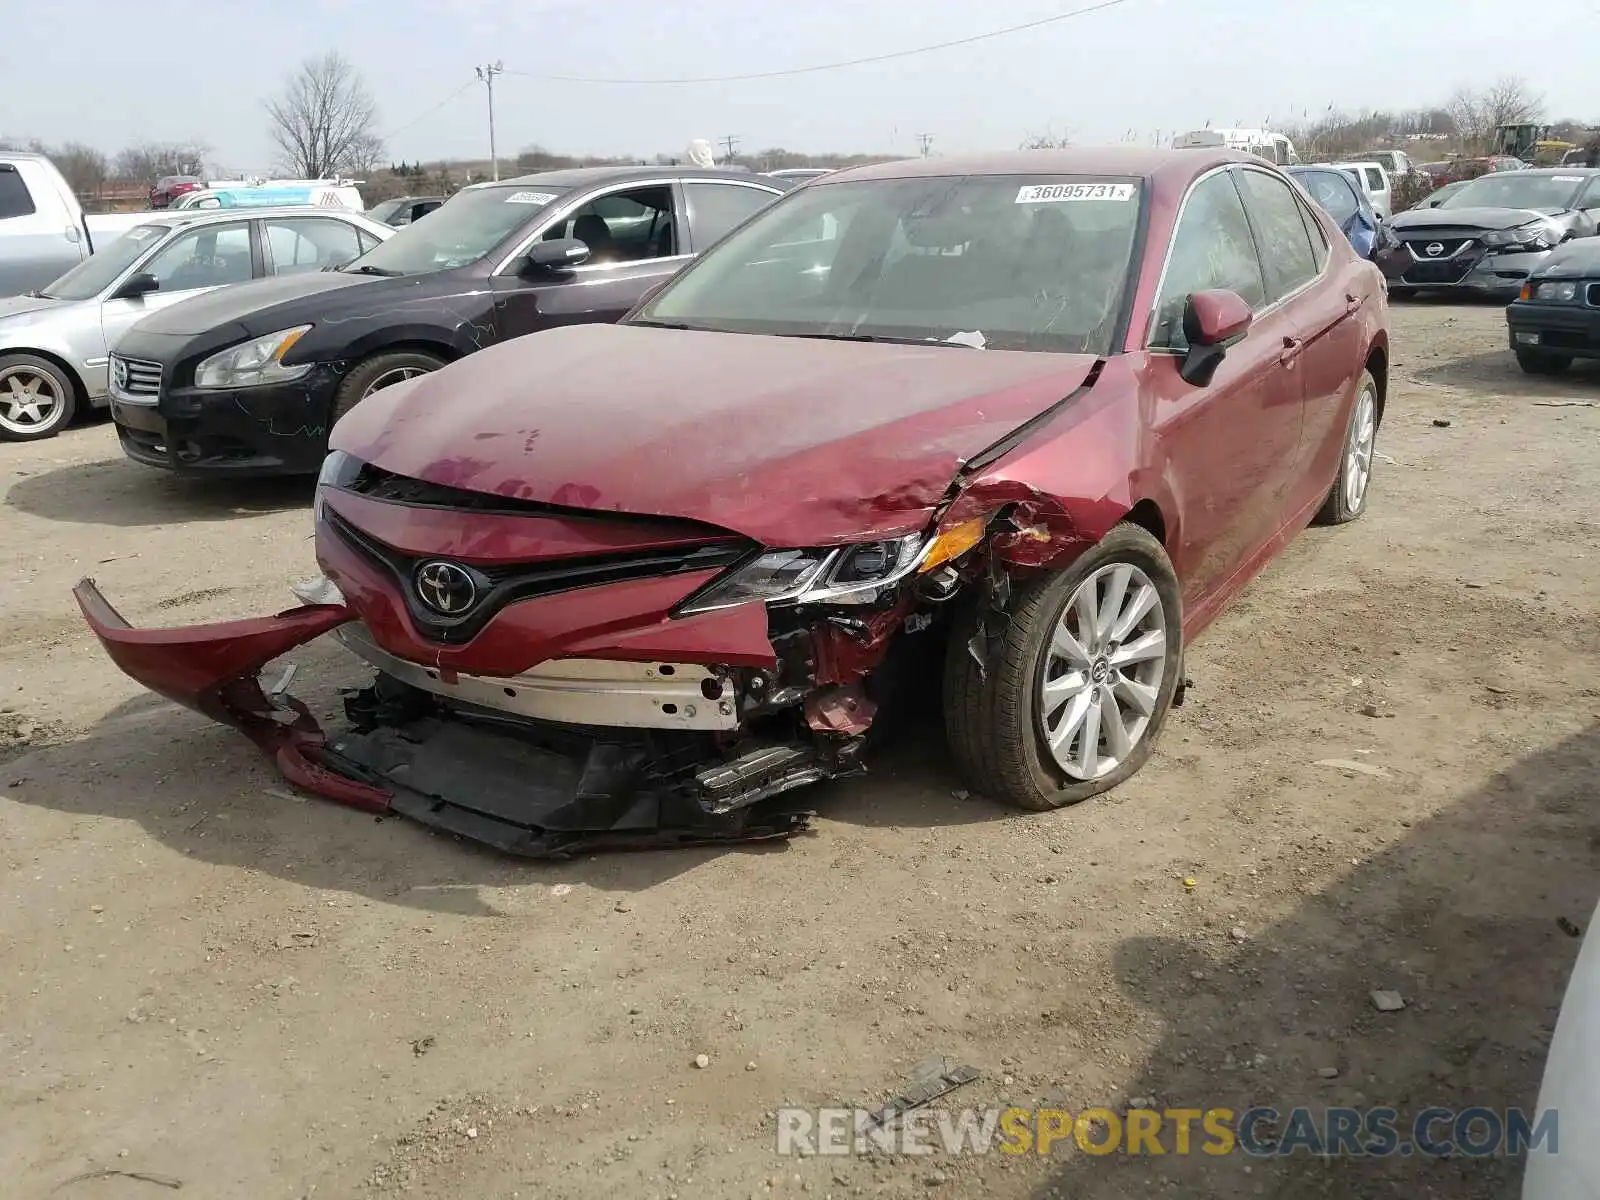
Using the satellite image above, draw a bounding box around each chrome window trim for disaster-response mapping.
[491,177,781,276]
[1145,163,1329,355]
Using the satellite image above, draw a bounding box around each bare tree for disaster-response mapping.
[1020,127,1072,150]
[113,141,208,185]
[52,142,110,197]
[1447,77,1543,153]
[266,52,385,179]
[0,136,47,153]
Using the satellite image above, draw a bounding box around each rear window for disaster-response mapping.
[0,166,37,220]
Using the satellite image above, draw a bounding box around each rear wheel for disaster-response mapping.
[0,353,76,442]
[1314,369,1379,525]
[332,350,445,423]
[943,523,1183,811]
[1515,348,1572,376]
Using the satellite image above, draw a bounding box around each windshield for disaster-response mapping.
[636,174,1143,354]
[342,185,568,274]
[1445,174,1587,211]
[39,224,171,301]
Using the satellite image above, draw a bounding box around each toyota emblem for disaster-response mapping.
[1425,242,1445,257]
[414,560,478,616]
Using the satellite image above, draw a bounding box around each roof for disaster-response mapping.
[821,146,1259,186]
[135,205,383,228]
[475,165,775,189]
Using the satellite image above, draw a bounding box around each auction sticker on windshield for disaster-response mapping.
[506,191,558,205]
[1016,183,1135,203]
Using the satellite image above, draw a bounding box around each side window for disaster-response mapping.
[1236,170,1320,300]
[1578,178,1600,210]
[1364,168,1384,191]
[1300,171,1359,226]
[141,223,253,291]
[264,217,362,275]
[1150,172,1267,350]
[1298,195,1330,271]
[0,166,37,220]
[357,229,382,253]
[685,182,777,248]
[542,185,676,264]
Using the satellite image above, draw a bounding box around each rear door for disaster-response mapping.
[488,181,692,339]
[0,161,87,298]
[1236,165,1363,516]
[1145,167,1302,606]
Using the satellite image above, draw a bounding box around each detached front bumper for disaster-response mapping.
[72,578,821,857]
[1396,246,1551,297]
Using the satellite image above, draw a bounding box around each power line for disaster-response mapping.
[720,134,740,160]
[381,79,476,142]
[502,0,1134,86]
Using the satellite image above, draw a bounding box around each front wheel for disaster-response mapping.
[1515,349,1572,376]
[332,349,446,424]
[943,523,1183,811]
[0,353,77,442]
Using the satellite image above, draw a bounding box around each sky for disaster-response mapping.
[8,0,1598,172]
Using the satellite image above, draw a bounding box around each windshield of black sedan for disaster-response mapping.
[342,184,569,274]
[1444,173,1588,212]
[637,175,1143,354]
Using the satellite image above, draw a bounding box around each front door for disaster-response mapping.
[96,220,256,396]
[488,183,692,340]
[1144,168,1304,610]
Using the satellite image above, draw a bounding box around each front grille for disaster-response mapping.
[110,354,162,400]
[1587,283,1600,308]
[1404,260,1473,285]
[325,507,754,645]
[1404,236,1473,259]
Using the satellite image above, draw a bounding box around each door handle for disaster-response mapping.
[1278,335,1302,365]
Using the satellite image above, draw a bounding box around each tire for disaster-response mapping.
[331,350,446,424]
[1515,349,1572,376]
[943,523,1183,811]
[0,353,77,442]
[1314,369,1380,526]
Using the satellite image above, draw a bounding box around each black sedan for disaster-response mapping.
[107,166,791,476]
[365,195,446,226]
[1505,237,1600,374]
[1386,168,1600,299]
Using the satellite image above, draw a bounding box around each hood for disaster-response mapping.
[1390,206,1560,232]
[0,293,70,326]
[330,323,1101,546]
[1530,237,1600,278]
[126,270,378,338]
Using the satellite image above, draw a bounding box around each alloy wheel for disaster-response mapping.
[361,366,428,398]
[1036,562,1168,781]
[1345,381,1377,513]
[0,367,63,436]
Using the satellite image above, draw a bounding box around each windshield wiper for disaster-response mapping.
[25,289,51,300]
[776,331,980,348]
[345,264,403,277]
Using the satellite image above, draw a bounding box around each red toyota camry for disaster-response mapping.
[77,147,1390,856]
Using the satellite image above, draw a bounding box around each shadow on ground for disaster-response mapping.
[6,458,310,526]
[1412,347,1600,393]
[1025,723,1600,1200]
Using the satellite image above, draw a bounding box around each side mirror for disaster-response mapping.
[522,237,591,274]
[1178,290,1252,387]
[111,272,160,301]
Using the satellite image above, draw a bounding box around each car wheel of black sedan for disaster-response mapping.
[1314,369,1380,525]
[0,353,77,442]
[333,350,447,423]
[944,523,1183,811]
[1515,349,1573,376]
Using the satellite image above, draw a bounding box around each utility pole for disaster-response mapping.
[475,62,504,180]
[720,134,740,162]
[916,133,934,157]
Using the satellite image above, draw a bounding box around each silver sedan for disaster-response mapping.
[0,206,393,441]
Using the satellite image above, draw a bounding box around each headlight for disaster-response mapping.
[1532,280,1578,301]
[193,325,313,389]
[676,518,990,616]
[1482,221,1558,250]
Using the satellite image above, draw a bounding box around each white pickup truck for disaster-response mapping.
[0,152,94,299]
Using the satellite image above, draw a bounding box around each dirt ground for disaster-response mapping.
[2,301,1598,1200]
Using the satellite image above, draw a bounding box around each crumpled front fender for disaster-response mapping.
[73,578,391,813]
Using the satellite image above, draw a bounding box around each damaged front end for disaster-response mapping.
[75,461,1100,858]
